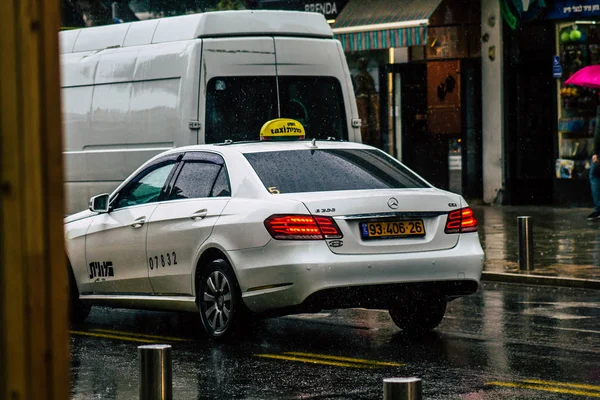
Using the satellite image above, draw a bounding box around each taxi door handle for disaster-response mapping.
[190,209,208,220]
[131,217,146,229]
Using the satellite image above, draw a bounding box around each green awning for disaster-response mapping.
[332,0,443,52]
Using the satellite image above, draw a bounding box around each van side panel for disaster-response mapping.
[61,40,202,214]
[274,38,361,143]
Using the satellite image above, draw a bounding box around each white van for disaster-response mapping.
[59,10,361,215]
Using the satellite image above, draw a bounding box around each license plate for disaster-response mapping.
[360,220,425,239]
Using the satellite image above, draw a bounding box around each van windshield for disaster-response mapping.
[205,76,347,143]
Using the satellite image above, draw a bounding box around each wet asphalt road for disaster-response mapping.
[70,282,600,400]
[473,206,600,279]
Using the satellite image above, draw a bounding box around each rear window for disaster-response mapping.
[244,149,429,194]
[205,76,347,143]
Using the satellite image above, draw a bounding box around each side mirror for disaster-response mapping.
[89,193,110,213]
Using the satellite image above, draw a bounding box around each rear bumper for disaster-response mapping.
[227,233,484,314]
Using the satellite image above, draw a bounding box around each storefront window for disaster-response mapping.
[556,21,600,180]
[346,52,386,152]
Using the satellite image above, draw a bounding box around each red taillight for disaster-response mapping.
[445,207,478,234]
[264,215,343,240]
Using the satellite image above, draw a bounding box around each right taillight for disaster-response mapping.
[264,215,343,240]
[445,207,478,234]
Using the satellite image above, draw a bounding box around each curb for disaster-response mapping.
[481,271,600,291]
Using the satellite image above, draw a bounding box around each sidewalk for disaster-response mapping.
[472,205,600,289]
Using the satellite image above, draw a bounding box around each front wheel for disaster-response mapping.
[68,266,91,324]
[389,299,447,334]
[197,259,244,340]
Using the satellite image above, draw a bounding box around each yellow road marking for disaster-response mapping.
[284,351,404,367]
[70,330,157,343]
[486,381,600,398]
[254,353,376,368]
[90,328,188,342]
[522,379,600,392]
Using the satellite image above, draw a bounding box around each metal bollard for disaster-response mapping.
[383,377,422,400]
[138,344,172,400]
[112,2,120,20]
[517,216,534,271]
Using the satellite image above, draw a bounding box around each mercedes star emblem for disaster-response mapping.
[387,197,399,209]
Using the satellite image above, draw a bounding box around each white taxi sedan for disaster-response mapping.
[65,119,484,339]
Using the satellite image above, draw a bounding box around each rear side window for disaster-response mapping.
[168,153,231,200]
[244,149,429,194]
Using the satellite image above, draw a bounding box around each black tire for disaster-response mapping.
[389,299,447,334]
[68,265,91,324]
[197,259,245,340]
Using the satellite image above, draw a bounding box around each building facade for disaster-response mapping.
[331,0,483,198]
[497,0,600,206]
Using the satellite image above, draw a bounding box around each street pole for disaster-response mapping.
[517,216,534,271]
[383,377,422,400]
[138,344,172,400]
[1,0,69,398]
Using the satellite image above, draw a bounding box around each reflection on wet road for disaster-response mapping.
[474,206,600,279]
[70,283,600,399]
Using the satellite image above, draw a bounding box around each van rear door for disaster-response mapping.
[200,38,277,144]
[274,38,360,143]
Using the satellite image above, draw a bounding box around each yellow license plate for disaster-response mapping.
[360,220,425,239]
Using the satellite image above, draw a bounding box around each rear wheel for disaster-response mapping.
[197,259,245,340]
[68,265,91,324]
[389,299,447,334]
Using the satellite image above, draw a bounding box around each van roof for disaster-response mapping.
[60,10,333,54]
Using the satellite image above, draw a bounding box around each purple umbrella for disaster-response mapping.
[565,65,600,88]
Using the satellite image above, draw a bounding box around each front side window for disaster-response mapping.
[114,162,177,209]
[244,149,429,194]
[205,76,347,143]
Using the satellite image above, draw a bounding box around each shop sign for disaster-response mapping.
[553,55,563,78]
[258,0,348,20]
[544,0,600,19]
[304,2,338,16]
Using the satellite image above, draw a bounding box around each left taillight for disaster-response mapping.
[264,215,343,240]
[444,207,478,234]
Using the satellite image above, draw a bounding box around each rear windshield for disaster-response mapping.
[244,149,429,194]
[205,76,347,143]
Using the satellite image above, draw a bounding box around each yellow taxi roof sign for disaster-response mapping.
[260,118,305,141]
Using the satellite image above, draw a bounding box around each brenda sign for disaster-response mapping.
[305,2,339,16]
[258,0,348,20]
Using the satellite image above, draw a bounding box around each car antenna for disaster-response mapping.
[305,138,318,149]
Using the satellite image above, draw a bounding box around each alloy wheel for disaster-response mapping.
[202,270,232,334]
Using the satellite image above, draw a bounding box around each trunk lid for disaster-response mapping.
[282,189,462,255]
